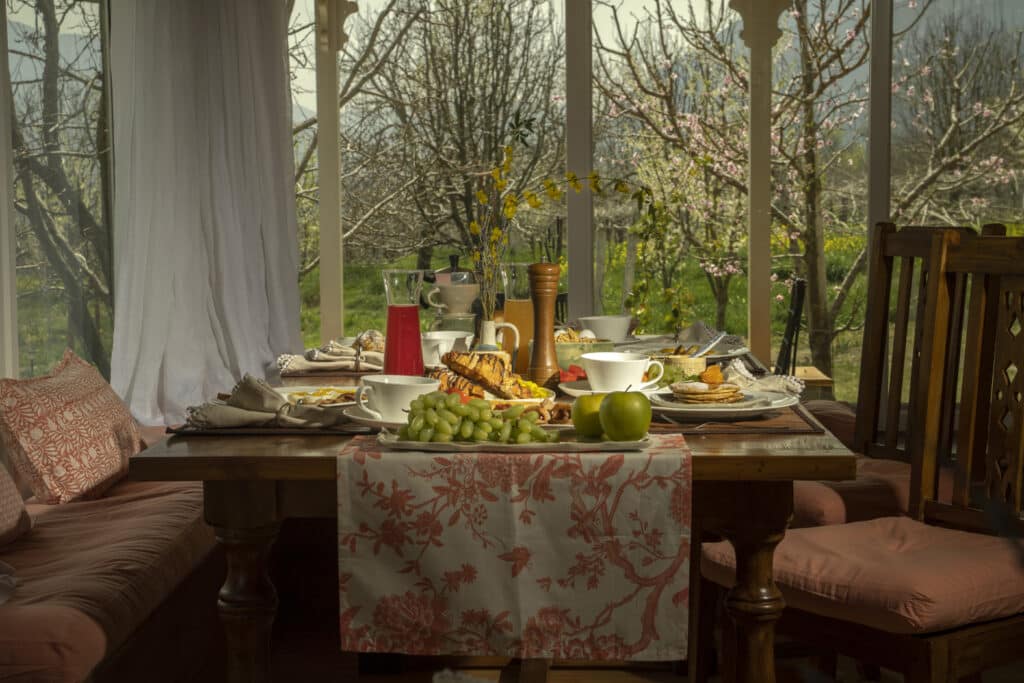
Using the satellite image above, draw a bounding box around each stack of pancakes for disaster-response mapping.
[669,380,744,404]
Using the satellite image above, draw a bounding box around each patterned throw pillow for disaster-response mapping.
[0,463,31,546]
[0,350,142,504]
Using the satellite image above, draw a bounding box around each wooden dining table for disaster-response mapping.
[128,424,855,683]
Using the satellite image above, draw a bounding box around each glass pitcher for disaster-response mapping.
[382,269,425,376]
[501,263,534,373]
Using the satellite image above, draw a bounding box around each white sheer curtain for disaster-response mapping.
[110,0,301,424]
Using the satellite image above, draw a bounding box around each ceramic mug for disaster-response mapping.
[580,351,664,392]
[421,330,473,367]
[355,375,440,423]
[577,314,632,342]
[426,283,480,316]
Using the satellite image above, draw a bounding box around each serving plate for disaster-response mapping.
[278,385,357,407]
[378,430,650,453]
[342,406,406,430]
[558,380,662,398]
[649,390,798,420]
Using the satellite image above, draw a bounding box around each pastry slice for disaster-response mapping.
[442,351,520,399]
[427,367,486,398]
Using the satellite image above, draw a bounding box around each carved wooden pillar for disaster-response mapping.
[728,0,791,365]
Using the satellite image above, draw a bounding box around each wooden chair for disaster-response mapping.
[700,229,1024,682]
[797,222,1005,527]
[774,278,805,377]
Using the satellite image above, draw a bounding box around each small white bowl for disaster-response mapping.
[578,315,632,343]
[421,330,473,367]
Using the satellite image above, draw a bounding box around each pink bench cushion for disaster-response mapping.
[702,516,1024,634]
[0,480,215,681]
[0,350,142,504]
[0,464,31,548]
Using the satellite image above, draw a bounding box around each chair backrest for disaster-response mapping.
[774,278,806,376]
[854,223,983,460]
[916,231,1024,535]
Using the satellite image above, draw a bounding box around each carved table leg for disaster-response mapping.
[697,481,793,683]
[204,480,281,683]
[215,523,280,683]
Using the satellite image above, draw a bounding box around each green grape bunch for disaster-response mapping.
[397,391,559,446]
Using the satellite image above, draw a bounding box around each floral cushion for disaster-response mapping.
[0,350,141,504]
[0,463,31,546]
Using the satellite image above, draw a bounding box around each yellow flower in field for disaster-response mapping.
[614,180,630,194]
[543,178,563,200]
[566,171,583,192]
[476,190,488,205]
[495,178,507,191]
[502,194,519,219]
[471,249,481,263]
[490,228,502,244]
[588,172,602,193]
[502,146,513,173]
[469,221,481,236]
[490,168,502,182]
[523,190,542,209]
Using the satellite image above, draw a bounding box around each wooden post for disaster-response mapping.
[565,0,594,320]
[316,0,357,343]
[729,0,790,364]
[0,2,17,378]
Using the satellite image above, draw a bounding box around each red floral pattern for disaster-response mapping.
[337,434,692,661]
[0,350,141,503]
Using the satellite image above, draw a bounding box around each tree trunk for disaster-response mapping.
[622,231,637,311]
[796,4,833,379]
[714,279,729,331]
[416,244,434,271]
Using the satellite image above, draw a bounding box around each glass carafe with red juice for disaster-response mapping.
[382,269,425,376]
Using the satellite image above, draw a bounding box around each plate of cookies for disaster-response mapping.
[648,364,798,419]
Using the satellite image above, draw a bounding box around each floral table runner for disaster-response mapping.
[337,433,692,661]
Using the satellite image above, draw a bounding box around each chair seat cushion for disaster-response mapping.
[792,457,955,528]
[702,516,1024,634]
[802,400,857,451]
[0,479,214,681]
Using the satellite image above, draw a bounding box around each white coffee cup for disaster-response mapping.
[580,351,664,392]
[420,330,473,367]
[578,315,632,342]
[355,375,440,423]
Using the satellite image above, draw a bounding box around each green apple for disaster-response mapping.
[572,393,607,438]
[599,391,652,441]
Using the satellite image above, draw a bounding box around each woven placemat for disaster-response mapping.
[166,424,374,437]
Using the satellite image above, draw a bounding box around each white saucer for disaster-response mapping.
[558,380,662,398]
[342,406,406,430]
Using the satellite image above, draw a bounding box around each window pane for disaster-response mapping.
[596,1,876,401]
[891,0,1024,228]
[7,1,111,377]
[295,0,566,338]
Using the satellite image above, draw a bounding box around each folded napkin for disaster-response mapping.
[722,359,804,396]
[277,337,385,375]
[186,375,350,429]
[0,560,16,605]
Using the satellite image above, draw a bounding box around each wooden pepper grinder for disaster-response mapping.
[528,262,561,388]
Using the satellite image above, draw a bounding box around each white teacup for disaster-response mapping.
[426,283,480,316]
[578,315,632,342]
[580,351,664,392]
[355,375,440,424]
[421,330,473,367]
